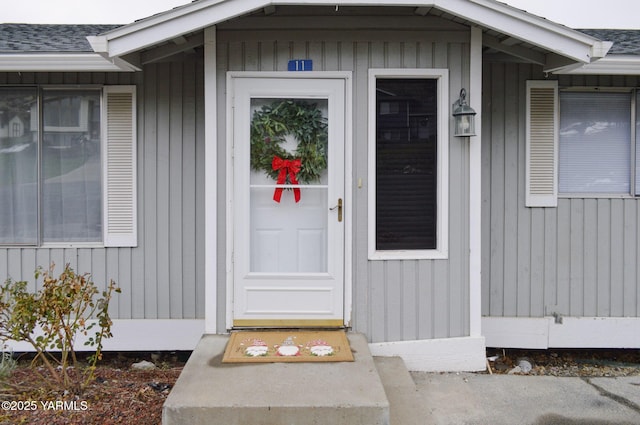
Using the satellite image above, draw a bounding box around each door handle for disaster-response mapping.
[329,198,343,222]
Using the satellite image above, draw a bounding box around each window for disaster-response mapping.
[368,69,449,260]
[44,94,87,130]
[43,90,102,243]
[527,82,640,206]
[559,91,633,195]
[0,88,37,244]
[0,86,137,247]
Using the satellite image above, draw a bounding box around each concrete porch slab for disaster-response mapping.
[162,333,390,425]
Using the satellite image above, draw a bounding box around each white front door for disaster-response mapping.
[230,74,346,327]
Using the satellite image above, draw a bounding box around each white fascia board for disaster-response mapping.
[87,36,141,71]
[87,35,108,53]
[274,0,607,63]
[432,0,609,64]
[92,0,607,66]
[551,55,640,75]
[0,53,134,72]
[97,0,268,57]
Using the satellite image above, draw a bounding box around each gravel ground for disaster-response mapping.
[487,348,640,377]
[0,352,187,425]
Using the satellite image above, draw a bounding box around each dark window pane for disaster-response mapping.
[376,78,437,250]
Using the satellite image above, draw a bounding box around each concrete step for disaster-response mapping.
[374,356,431,425]
[163,333,390,425]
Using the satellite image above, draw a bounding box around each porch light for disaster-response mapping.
[452,88,477,137]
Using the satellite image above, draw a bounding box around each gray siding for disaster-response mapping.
[0,57,206,320]
[482,62,640,319]
[0,15,476,340]
[217,15,472,341]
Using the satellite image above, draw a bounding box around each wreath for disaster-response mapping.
[250,99,328,202]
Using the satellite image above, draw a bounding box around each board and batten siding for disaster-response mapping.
[0,56,206,321]
[482,61,640,319]
[216,17,472,341]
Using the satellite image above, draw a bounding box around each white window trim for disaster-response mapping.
[0,84,136,248]
[367,69,449,260]
[557,87,637,198]
[526,83,640,203]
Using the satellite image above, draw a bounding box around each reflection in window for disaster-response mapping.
[0,88,38,244]
[42,91,102,242]
[44,96,82,128]
[559,92,631,194]
[0,88,103,245]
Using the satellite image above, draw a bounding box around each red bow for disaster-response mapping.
[272,156,302,203]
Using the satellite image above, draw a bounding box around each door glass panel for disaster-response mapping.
[249,98,329,273]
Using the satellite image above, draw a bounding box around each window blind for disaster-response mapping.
[559,92,631,194]
[375,78,437,250]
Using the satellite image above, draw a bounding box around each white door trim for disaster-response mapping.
[225,71,353,330]
[204,25,217,334]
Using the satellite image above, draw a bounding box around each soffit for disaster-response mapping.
[91,0,607,72]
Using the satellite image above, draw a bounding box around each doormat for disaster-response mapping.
[222,330,354,363]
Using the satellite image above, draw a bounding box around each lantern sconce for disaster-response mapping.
[452,88,477,137]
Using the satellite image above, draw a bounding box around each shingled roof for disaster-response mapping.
[0,24,638,57]
[578,29,640,55]
[0,24,122,53]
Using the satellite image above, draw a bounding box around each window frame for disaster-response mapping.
[558,87,638,199]
[0,84,137,248]
[367,69,449,260]
[42,91,91,133]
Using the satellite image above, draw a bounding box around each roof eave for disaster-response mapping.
[90,0,610,66]
[87,36,142,71]
[434,0,609,64]
[91,0,265,58]
[0,53,137,72]
[550,55,640,75]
